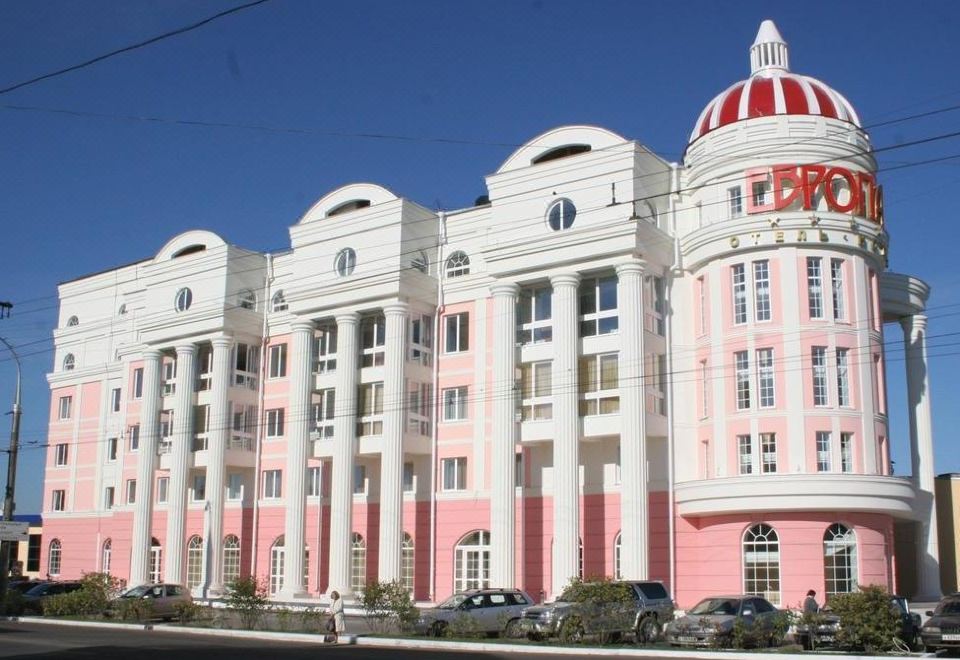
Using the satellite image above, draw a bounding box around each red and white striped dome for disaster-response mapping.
[689,20,860,144]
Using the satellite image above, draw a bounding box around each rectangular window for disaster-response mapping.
[353,465,366,494]
[697,276,707,336]
[312,389,335,438]
[753,260,771,322]
[700,359,709,418]
[106,437,118,462]
[403,462,415,492]
[52,489,66,511]
[307,466,321,498]
[409,313,434,365]
[652,276,666,336]
[111,388,122,413]
[521,361,553,421]
[266,408,285,438]
[517,287,553,344]
[516,452,525,488]
[162,360,176,396]
[840,433,854,473]
[761,433,777,474]
[407,382,433,436]
[836,348,850,406]
[360,315,386,367]
[312,324,338,373]
[156,477,169,503]
[104,487,114,510]
[227,473,243,500]
[58,396,72,420]
[268,344,287,379]
[816,431,832,472]
[757,348,775,408]
[159,409,174,440]
[132,368,144,399]
[653,353,668,416]
[578,353,620,416]
[442,386,469,421]
[831,258,846,321]
[738,435,753,475]
[126,479,136,505]
[752,178,770,206]
[807,257,824,319]
[55,443,68,467]
[444,312,469,353]
[196,344,213,391]
[233,343,260,389]
[728,185,743,218]
[735,350,751,410]
[357,383,384,436]
[579,276,618,337]
[192,475,206,501]
[732,264,747,325]
[442,457,467,491]
[128,424,140,451]
[262,470,282,499]
[812,346,828,406]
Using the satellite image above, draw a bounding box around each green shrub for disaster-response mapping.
[358,580,418,634]
[3,590,24,616]
[560,577,635,644]
[225,576,268,630]
[445,612,484,638]
[298,606,325,634]
[173,600,204,625]
[829,585,901,652]
[274,606,292,631]
[43,572,124,618]
[113,597,154,622]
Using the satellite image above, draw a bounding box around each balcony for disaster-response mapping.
[158,435,255,469]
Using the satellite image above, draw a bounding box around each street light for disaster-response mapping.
[0,335,23,605]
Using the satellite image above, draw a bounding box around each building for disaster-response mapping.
[7,515,42,580]
[40,21,940,607]
[936,474,960,594]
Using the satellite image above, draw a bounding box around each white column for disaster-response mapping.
[550,273,580,596]
[490,283,519,588]
[378,303,408,583]
[616,261,649,580]
[281,320,314,598]
[130,348,162,586]
[902,313,941,598]
[165,344,196,585]
[205,336,232,596]
[329,312,359,597]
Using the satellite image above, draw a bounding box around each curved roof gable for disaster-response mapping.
[496,125,627,174]
[154,230,227,262]
[297,183,399,224]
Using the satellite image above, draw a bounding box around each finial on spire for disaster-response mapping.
[750,19,789,75]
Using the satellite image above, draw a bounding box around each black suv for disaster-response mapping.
[921,594,960,652]
[521,580,674,642]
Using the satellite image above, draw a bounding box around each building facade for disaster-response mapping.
[40,21,940,607]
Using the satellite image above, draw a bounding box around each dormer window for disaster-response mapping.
[531,144,591,165]
[327,199,371,217]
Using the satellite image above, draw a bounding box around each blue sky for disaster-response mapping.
[1,0,959,514]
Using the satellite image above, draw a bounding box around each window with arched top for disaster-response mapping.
[48,539,62,576]
[150,537,162,583]
[270,536,285,595]
[271,291,288,313]
[118,304,127,316]
[824,523,858,597]
[613,533,622,580]
[743,523,780,605]
[102,539,112,574]
[66,315,79,327]
[335,248,357,277]
[401,533,415,593]
[445,251,470,278]
[238,289,256,311]
[186,536,203,589]
[63,354,75,371]
[223,535,241,586]
[351,533,366,595]
[411,250,429,274]
[454,530,490,593]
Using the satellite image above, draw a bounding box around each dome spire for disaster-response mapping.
[750,19,789,75]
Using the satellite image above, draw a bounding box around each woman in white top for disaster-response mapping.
[329,590,345,642]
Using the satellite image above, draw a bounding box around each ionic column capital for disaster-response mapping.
[382,302,409,317]
[549,273,581,289]
[490,282,520,299]
[616,259,648,278]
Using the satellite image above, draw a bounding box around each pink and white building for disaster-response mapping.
[41,21,940,607]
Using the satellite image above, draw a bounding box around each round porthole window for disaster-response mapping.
[547,198,576,231]
[174,287,193,312]
[335,248,356,277]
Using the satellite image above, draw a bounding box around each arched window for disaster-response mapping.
[743,523,780,605]
[238,289,257,311]
[613,532,622,580]
[101,539,112,574]
[401,533,415,593]
[271,291,288,313]
[270,536,285,595]
[186,535,203,589]
[335,248,357,277]
[411,250,430,274]
[454,530,490,593]
[118,303,127,316]
[445,251,470,278]
[150,537,162,583]
[63,353,75,371]
[48,539,62,576]
[824,523,858,597]
[66,315,79,327]
[223,535,241,586]
[351,533,366,595]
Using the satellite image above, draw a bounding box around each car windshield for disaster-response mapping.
[121,585,151,598]
[436,593,469,609]
[689,598,741,615]
[24,583,51,596]
[937,600,960,615]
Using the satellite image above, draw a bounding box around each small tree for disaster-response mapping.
[358,580,418,634]
[829,585,901,652]
[43,572,123,618]
[225,576,268,630]
[559,577,635,645]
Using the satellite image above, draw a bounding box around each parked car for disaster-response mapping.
[795,595,921,650]
[921,593,960,653]
[8,579,49,594]
[665,595,780,648]
[521,580,674,643]
[415,588,534,637]
[21,581,83,614]
[113,583,192,621]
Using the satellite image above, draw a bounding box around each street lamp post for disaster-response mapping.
[0,336,23,605]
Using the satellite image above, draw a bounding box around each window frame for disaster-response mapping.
[753,260,771,322]
[728,185,743,218]
[807,257,824,319]
[442,386,469,422]
[58,396,72,420]
[735,350,751,410]
[55,443,69,467]
[262,469,282,499]
[52,489,66,511]
[812,346,829,406]
[357,383,384,436]
[266,408,285,438]
[444,312,469,354]
[732,264,747,325]
[579,276,619,337]
[268,343,287,379]
[441,456,467,491]
[578,353,620,416]
[126,479,136,505]
[520,361,553,421]
[445,251,470,278]
[546,198,576,231]
[335,247,357,276]
[836,348,851,407]
[756,348,775,409]
[517,287,553,345]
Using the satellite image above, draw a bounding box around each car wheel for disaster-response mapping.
[431,621,447,638]
[636,616,660,644]
[503,619,522,639]
[559,617,584,644]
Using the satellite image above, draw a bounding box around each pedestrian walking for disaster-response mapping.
[327,590,345,643]
[803,589,819,614]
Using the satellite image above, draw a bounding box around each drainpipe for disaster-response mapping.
[249,253,273,578]
[429,211,446,602]
[667,163,680,597]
